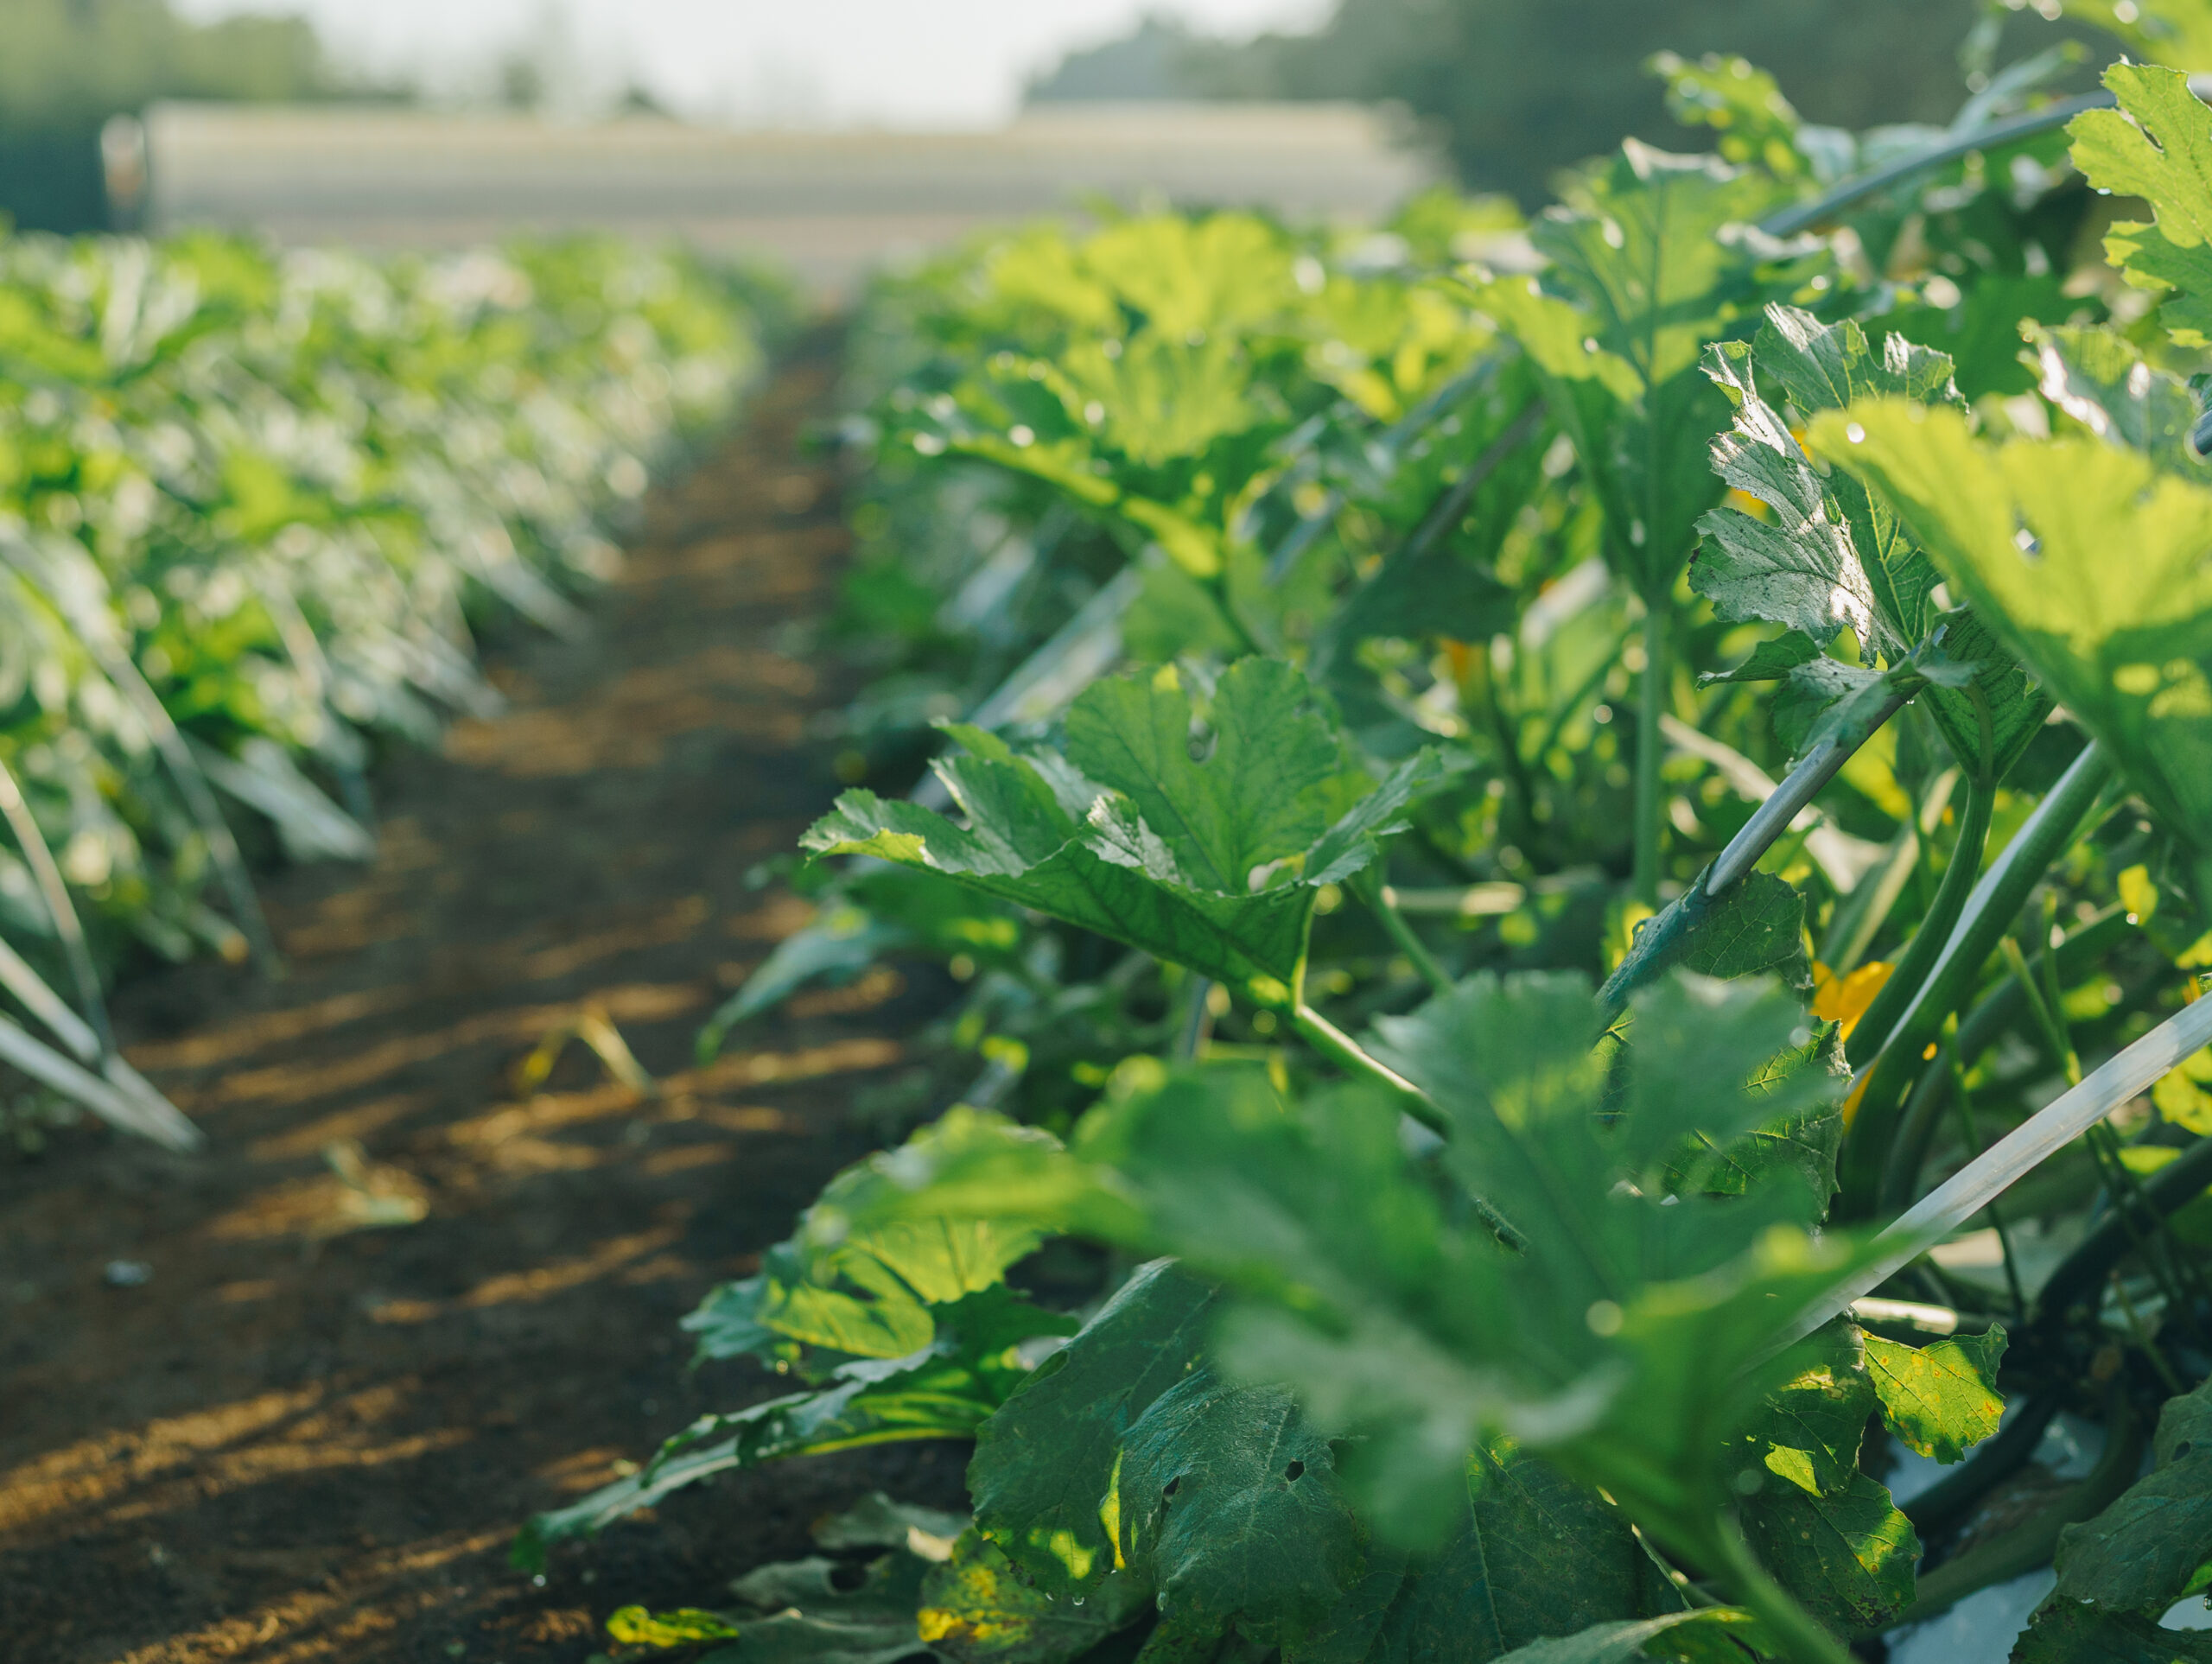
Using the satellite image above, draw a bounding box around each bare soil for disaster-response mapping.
[0,334,969,1663]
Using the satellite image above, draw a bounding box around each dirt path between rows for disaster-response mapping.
[0,335,969,1664]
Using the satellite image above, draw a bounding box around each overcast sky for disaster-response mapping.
[173,1,1330,127]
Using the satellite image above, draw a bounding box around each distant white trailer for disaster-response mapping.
[136,103,1438,295]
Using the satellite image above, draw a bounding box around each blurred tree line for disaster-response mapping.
[1,0,331,232]
[1029,1,2094,205]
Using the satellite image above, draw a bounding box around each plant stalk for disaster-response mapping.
[1632,605,1669,908]
[1845,775,1996,1071]
[1878,906,2137,1211]
[1839,743,2113,1217]
[1294,1002,1440,1130]
[1883,1394,2144,1630]
[1598,689,1910,1016]
[1357,873,1453,994]
[1784,986,2212,1346]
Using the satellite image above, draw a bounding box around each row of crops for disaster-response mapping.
[0,231,775,1149]
[516,14,2212,1664]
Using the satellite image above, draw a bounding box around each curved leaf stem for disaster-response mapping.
[1878,907,2137,1211]
[1703,693,1912,899]
[2031,1128,2212,1338]
[1354,872,1453,995]
[94,643,281,976]
[1755,92,2118,239]
[1632,606,1669,908]
[1844,775,1996,1072]
[0,756,115,1062]
[1838,743,2113,1218]
[1293,1003,1440,1130]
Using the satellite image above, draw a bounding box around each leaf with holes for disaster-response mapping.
[1114,1369,1363,1644]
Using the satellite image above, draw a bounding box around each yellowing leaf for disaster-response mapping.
[1863,1327,2007,1464]
[606,1606,741,1647]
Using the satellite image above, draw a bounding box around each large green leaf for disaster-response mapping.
[2053,1375,2212,1616]
[1115,1369,1364,1643]
[1693,307,2045,778]
[2012,1600,2212,1663]
[804,660,1462,1004]
[1468,144,1786,600]
[1737,1471,1917,1634]
[687,1111,1064,1373]
[1089,973,1877,1608]
[1809,398,2212,854]
[2071,64,2212,346]
[1281,1443,1670,1664]
[2030,325,2204,475]
[970,1259,1218,1598]
[1862,1328,2006,1465]
[1729,1321,1919,1632]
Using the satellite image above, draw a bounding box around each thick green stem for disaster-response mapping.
[1838,744,2113,1219]
[1599,689,1910,1018]
[2032,1127,2212,1335]
[1357,873,1453,994]
[1845,776,1996,1071]
[1294,1003,1441,1131]
[1877,907,2137,1210]
[1292,1002,1527,1249]
[1784,988,2212,1346]
[1710,1515,1856,1664]
[1632,605,1669,908]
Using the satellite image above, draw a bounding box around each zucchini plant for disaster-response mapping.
[531,19,2212,1664]
[0,233,773,1149]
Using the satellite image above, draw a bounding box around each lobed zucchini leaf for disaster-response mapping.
[2071,63,2212,347]
[1809,396,2212,855]
[1694,306,2048,779]
[1467,143,1787,603]
[804,658,1465,1005]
